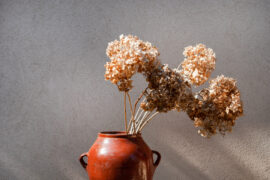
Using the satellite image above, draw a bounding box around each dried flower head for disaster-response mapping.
[105,34,159,91]
[180,44,216,86]
[188,75,243,137]
[141,64,191,113]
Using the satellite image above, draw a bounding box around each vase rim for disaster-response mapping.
[98,131,141,138]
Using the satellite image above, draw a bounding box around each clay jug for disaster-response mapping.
[79,131,161,180]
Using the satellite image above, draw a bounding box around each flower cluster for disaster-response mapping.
[105,34,159,91]
[188,75,243,137]
[104,35,243,137]
[141,64,189,112]
[180,44,216,86]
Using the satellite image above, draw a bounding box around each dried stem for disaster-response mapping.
[133,88,147,116]
[127,90,147,134]
[134,99,146,131]
[135,109,144,126]
[134,107,142,120]
[129,89,147,134]
[136,111,151,133]
[127,115,133,132]
[124,92,127,133]
[127,92,135,134]
[176,63,181,70]
[138,112,159,132]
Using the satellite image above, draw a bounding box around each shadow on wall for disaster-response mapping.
[157,143,210,180]
[153,121,258,180]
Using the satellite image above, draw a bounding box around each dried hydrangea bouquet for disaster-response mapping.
[105,34,243,137]
[79,35,244,179]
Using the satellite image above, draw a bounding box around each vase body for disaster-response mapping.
[79,131,161,180]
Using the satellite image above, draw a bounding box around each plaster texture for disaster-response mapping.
[0,0,269,179]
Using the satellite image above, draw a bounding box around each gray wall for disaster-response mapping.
[0,0,269,179]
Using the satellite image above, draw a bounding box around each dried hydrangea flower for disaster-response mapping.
[180,44,216,86]
[175,80,195,112]
[188,75,243,137]
[141,64,190,113]
[208,75,243,115]
[105,34,159,91]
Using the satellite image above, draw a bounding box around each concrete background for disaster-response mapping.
[0,0,269,179]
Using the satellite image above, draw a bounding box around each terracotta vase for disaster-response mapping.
[79,131,161,180]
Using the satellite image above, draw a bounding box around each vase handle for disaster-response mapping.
[152,150,161,168]
[79,152,88,170]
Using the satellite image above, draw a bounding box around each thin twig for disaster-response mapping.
[134,98,146,120]
[130,89,147,134]
[134,108,141,120]
[124,92,127,133]
[130,109,148,134]
[127,115,133,132]
[127,89,148,134]
[127,92,135,134]
[136,111,149,132]
[133,88,147,116]
[133,109,144,130]
[136,111,151,133]
[138,112,159,132]
[176,63,181,70]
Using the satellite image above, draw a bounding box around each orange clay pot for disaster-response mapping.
[79,131,161,180]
